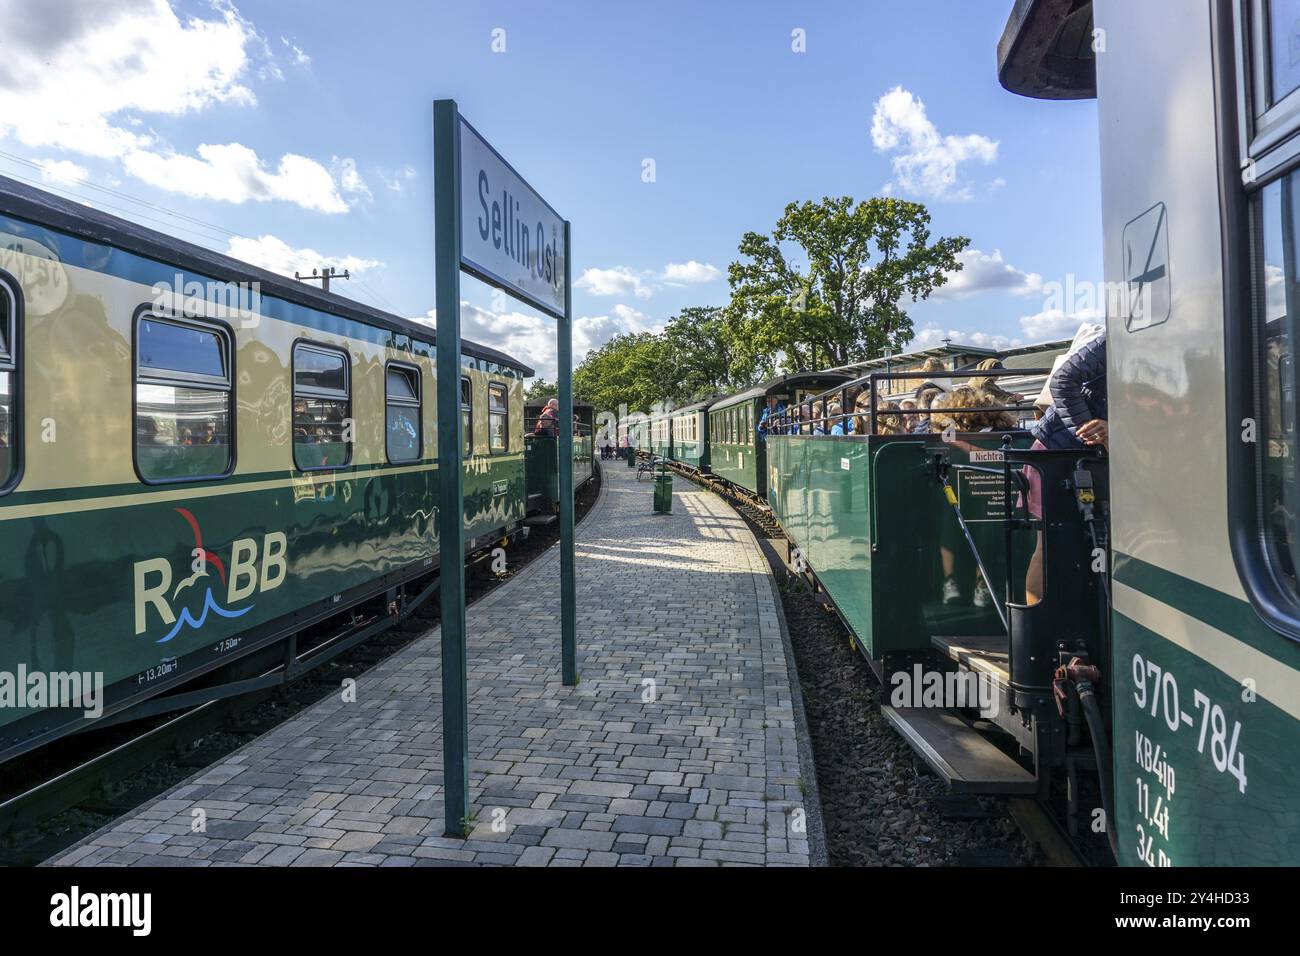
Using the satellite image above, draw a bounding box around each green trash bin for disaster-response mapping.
[626,447,636,468]
[653,473,673,513]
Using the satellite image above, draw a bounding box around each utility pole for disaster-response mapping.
[294,265,350,293]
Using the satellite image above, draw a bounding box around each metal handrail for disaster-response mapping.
[760,366,1053,437]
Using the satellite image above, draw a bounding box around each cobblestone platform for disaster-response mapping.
[49,464,819,867]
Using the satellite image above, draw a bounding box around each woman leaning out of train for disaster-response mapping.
[1024,324,1108,604]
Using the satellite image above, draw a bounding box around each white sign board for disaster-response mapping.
[459,118,566,319]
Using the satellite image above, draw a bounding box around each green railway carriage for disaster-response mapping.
[0,176,533,762]
[709,372,850,498]
[523,399,595,515]
[998,0,1300,866]
[647,406,673,460]
[766,430,1036,664]
[668,400,711,471]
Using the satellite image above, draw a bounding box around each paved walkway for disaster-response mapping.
[49,464,817,867]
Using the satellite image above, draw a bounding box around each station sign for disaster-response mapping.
[458,117,566,319]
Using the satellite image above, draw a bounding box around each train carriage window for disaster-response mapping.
[1267,0,1300,105]
[292,343,350,471]
[385,363,421,464]
[135,315,232,483]
[488,382,508,453]
[460,377,473,457]
[0,281,15,490]
[746,404,753,445]
[1254,170,1300,595]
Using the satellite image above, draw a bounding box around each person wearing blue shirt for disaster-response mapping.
[828,401,853,434]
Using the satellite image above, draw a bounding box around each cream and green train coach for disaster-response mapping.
[0,175,533,762]
[1001,0,1298,866]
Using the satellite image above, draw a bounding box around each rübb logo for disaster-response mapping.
[133,507,286,643]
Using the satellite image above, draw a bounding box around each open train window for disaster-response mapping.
[292,343,351,471]
[385,362,421,464]
[0,278,16,492]
[460,377,473,457]
[134,314,233,483]
[488,382,508,453]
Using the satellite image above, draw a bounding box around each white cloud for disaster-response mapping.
[333,156,371,203]
[0,0,256,159]
[34,158,89,186]
[1017,307,1104,342]
[912,326,1022,352]
[661,260,722,285]
[0,1,354,213]
[575,266,652,299]
[125,144,349,213]
[380,164,417,192]
[932,249,1043,301]
[419,300,661,381]
[871,86,999,201]
[226,234,383,277]
[280,36,311,67]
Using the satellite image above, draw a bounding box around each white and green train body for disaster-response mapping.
[0,176,532,760]
[1003,0,1300,865]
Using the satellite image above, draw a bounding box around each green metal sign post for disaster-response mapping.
[432,99,576,838]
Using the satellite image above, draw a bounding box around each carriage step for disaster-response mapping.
[932,635,1010,686]
[881,705,1038,795]
[524,515,557,527]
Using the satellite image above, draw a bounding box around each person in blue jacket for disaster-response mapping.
[1024,330,1107,603]
[1031,333,1108,450]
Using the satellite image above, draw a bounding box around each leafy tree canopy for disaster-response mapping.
[728,196,969,372]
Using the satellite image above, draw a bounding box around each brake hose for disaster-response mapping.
[1055,658,1119,860]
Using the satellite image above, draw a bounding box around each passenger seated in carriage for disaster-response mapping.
[810,400,828,435]
[827,401,852,434]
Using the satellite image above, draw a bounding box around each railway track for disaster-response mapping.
[660,457,1082,866]
[0,469,602,866]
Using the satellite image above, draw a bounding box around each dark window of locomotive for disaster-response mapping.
[488,382,508,453]
[460,376,472,457]
[135,315,233,483]
[385,362,421,464]
[0,280,15,490]
[293,343,351,471]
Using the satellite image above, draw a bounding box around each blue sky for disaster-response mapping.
[0,0,1103,379]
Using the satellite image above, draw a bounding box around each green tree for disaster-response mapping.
[662,306,753,401]
[728,196,970,371]
[572,332,675,414]
[525,378,557,402]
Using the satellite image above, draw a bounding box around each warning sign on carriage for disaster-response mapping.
[957,471,1010,523]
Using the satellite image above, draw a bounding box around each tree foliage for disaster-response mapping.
[571,332,675,414]
[727,196,969,371]
[563,195,970,412]
[661,306,756,402]
[524,378,557,402]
